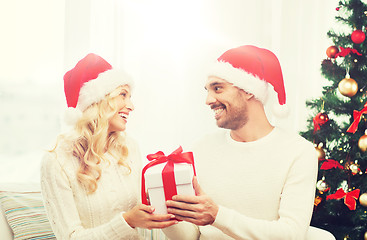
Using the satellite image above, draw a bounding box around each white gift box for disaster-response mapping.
[144,162,195,215]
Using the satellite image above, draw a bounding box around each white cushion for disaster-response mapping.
[0,182,40,240]
[0,182,55,240]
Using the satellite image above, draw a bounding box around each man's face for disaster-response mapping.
[205,76,249,130]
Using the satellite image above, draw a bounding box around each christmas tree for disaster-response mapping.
[300,0,367,239]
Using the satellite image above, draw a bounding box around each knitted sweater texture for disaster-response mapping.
[163,127,318,240]
[40,134,142,240]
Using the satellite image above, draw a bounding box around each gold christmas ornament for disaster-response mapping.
[338,74,358,97]
[326,46,339,58]
[365,231,367,240]
[315,146,326,160]
[359,134,367,152]
[359,193,367,207]
[314,196,322,206]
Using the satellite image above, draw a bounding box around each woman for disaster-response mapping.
[41,53,177,239]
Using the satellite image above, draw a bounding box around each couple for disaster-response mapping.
[41,45,319,239]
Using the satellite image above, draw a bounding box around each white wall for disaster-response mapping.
[0,0,336,181]
[117,0,336,156]
[0,0,65,181]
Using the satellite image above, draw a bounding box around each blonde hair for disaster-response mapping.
[52,86,130,193]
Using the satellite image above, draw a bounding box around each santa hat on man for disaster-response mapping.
[63,53,133,125]
[208,45,288,117]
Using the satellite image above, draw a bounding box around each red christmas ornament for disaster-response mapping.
[336,7,340,11]
[313,112,329,133]
[326,46,339,58]
[351,29,365,44]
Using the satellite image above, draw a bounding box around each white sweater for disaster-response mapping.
[163,127,318,240]
[40,135,142,240]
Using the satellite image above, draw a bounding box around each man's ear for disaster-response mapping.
[242,90,254,100]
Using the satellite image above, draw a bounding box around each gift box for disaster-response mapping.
[141,147,196,215]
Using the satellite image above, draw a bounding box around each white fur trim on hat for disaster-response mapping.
[272,102,290,118]
[208,61,270,104]
[64,107,83,126]
[77,69,133,112]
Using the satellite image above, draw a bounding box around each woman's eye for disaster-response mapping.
[120,92,127,97]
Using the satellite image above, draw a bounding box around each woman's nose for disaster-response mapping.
[126,98,134,111]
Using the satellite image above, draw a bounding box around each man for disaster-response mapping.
[162,45,321,239]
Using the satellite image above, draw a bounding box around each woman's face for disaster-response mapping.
[108,85,134,133]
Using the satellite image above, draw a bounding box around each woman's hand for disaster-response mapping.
[123,204,178,229]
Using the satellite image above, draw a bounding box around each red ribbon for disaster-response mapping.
[320,159,344,170]
[335,46,362,58]
[313,113,329,133]
[347,103,367,133]
[326,188,360,210]
[141,146,196,205]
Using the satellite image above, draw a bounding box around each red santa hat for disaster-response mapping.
[63,53,133,125]
[208,45,288,117]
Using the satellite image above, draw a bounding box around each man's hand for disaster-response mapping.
[166,176,219,226]
[123,204,178,229]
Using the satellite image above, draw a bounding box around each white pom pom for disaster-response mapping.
[64,107,82,126]
[272,103,290,118]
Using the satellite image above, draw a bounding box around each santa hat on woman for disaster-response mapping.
[63,53,133,125]
[208,45,289,117]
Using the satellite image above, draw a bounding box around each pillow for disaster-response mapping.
[0,191,55,240]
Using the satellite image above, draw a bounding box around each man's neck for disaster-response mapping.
[230,119,274,143]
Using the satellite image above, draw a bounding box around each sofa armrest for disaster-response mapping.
[0,204,13,240]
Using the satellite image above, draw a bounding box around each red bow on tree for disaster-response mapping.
[326,188,360,210]
[335,46,362,57]
[141,146,196,205]
[320,159,344,170]
[347,103,367,133]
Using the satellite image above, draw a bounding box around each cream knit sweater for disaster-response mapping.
[40,134,142,240]
[163,127,318,240]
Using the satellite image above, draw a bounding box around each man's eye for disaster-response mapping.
[214,86,222,91]
[120,92,127,97]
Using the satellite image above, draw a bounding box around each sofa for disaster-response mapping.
[0,182,167,240]
[1,182,335,240]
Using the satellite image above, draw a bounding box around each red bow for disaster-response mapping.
[335,46,362,58]
[326,188,360,210]
[347,103,367,133]
[320,159,344,170]
[141,146,196,205]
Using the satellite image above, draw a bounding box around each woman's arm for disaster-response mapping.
[41,152,176,240]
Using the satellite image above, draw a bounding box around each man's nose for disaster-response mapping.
[205,92,216,105]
